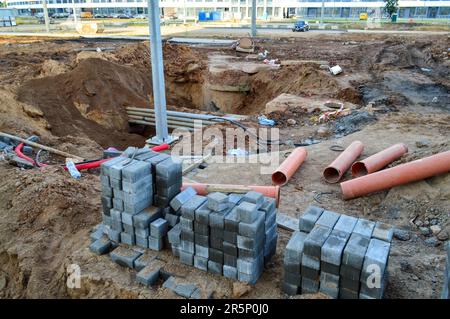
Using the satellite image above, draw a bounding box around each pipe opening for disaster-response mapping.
[351,162,368,177]
[272,171,287,186]
[323,167,341,183]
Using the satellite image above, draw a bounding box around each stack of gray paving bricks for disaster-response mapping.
[91,147,181,255]
[442,242,450,299]
[282,205,393,299]
[167,189,278,284]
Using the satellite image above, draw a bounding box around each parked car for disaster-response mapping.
[133,14,147,19]
[80,12,93,19]
[117,14,132,19]
[292,20,310,32]
[94,13,107,19]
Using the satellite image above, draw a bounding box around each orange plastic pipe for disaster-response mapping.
[182,182,281,207]
[341,150,450,200]
[271,147,307,186]
[323,141,364,183]
[351,143,408,177]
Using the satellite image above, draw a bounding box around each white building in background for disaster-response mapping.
[5,0,450,19]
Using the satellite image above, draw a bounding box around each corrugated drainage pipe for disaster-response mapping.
[351,143,408,177]
[182,182,281,207]
[341,150,450,200]
[272,147,307,186]
[323,141,364,183]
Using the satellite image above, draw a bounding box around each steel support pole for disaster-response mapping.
[251,0,257,37]
[42,0,50,33]
[147,0,173,145]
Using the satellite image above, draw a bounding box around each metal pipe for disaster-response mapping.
[148,0,170,143]
[323,141,364,183]
[272,147,307,186]
[126,107,243,121]
[251,0,257,37]
[129,118,204,129]
[341,150,450,200]
[129,119,194,131]
[127,112,216,125]
[351,143,408,177]
[182,182,280,206]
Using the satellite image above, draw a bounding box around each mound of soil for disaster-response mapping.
[17,58,149,149]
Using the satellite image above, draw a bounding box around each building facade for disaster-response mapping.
[5,0,450,19]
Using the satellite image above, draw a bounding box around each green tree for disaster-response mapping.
[383,0,399,18]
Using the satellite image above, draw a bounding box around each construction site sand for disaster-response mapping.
[0,34,449,298]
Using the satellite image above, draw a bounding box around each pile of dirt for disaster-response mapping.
[0,165,100,298]
[16,58,149,149]
[238,65,360,114]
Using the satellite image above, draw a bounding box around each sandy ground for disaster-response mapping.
[0,32,449,298]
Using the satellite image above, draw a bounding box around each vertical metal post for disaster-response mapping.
[320,1,324,25]
[42,0,50,33]
[251,0,256,37]
[72,0,78,24]
[147,0,171,144]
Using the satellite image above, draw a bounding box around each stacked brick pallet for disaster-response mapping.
[443,242,450,299]
[91,147,181,252]
[167,188,278,284]
[283,206,393,299]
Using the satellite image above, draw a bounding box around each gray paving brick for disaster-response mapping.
[210,234,223,250]
[181,229,194,242]
[110,246,142,268]
[242,191,264,208]
[113,189,124,200]
[148,236,164,251]
[223,230,237,244]
[124,197,152,215]
[284,271,301,286]
[133,206,162,229]
[180,240,195,254]
[113,198,124,211]
[90,225,105,243]
[123,224,134,235]
[194,255,208,271]
[195,244,209,258]
[171,244,180,257]
[194,202,211,224]
[236,202,258,223]
[168,223,182,245]
[174,283,198,298]
[265,210,276,232]
[194,233,209,247]
[209,248,224,264]
[165,213,180,227]
[121,211,136,226]
[100,174,110,188]
[303,225,332,258]
[100,156,128,176]
[238,211,265,238]
[194,221,209,235]
[102,212,111,225]
[102,186,113,198]
[208,260,223,275]
[110,208,122,222]
[223,265,238,280]
[237,253,263,274]
[301,254,320,280]
[109,177,122,190]
[134,253,157,271]
[341,233,370,278]
[228,194,243,205]
[150,218,168,238]
[123,190,152,206]
[207,192,230,212]
[359,271,387,299]
[90,236,112,255]
[122,160,151,183]
[237,234,264,251]
[156,182,182,200]
[224,254,237,267]
[162,276,177,290]
[238,270,262,285]
[341,276,360,291]
[224,207,239,232]
[360,239,390,283]
[260,197,276,215]
[101,196,113,213]
[239,247,261,260]
[316,210,340,229]
[282,282,299,296]
[120,232,135,245]
[285,231,308,263]
[122,175,152,194]
[223,241,237,257]
[180,216,194,231]
[265,223,277,243]
[134,149,159,161]
[353,219,376,239]
[209,208,231,229]
[301,277,320,294]
[136,235,148,248]
[334,214,358,234]
[284,256,300,275]
[169,187,197,212]
[372,222,394,243]
[109,159,130,180]
[299,206,324,233]
[107,228,121,242]
[319,272,340,299]
[136,262,162,287]
[146,153,171,173]
[155,157,182,182]
[154,194,170,208]
[181,195,207,220]
[321,229,351,270]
